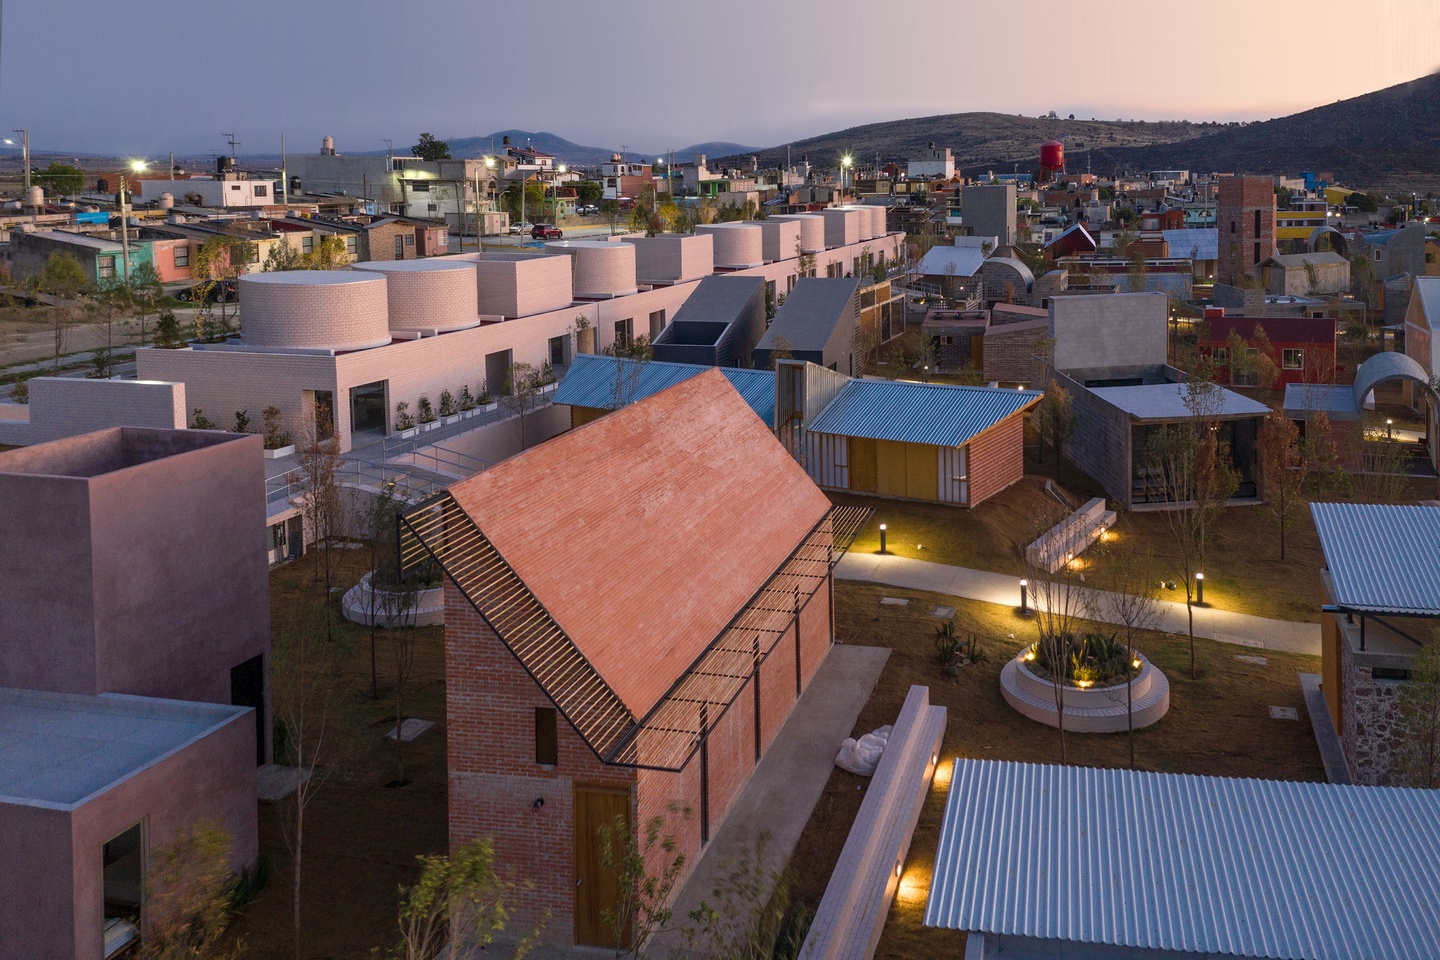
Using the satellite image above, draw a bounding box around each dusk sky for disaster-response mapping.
[3,0,1437,157]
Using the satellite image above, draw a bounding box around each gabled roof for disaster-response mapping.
[448,369,831,721]
[1282,383,1361,421]
[1042,222,1095,252]
[551,354,775,424]
[1263,251,1349,269]
[926,759,1440,960]
[757,277,859,354]
[807,379,1040,447]
[1311,502,1440,615]
[1412,276,1440,330]
[916,244,987,278]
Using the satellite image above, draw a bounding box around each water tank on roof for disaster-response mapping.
[158,192,174,210]
[25,186,43,209]
[322,136,335,156]
[239,271,391,352]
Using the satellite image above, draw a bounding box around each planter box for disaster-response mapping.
[999,649,1170,733]
[461,408,478,418]
[399,428,418,439]
[445,415,461,425]
[483,402,498,412]
[420,421,438,431]
[262,444,296,460]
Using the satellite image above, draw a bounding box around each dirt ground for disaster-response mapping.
[790,582,1326,959]
[222,551,449,960]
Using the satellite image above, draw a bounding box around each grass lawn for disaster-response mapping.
[789,582,1326,959]
[222,549,449,960]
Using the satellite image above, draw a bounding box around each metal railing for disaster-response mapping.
[381,382,559,459]
[395,443,490,479]
[266,458,442,512]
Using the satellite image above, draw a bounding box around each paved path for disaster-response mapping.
[837,553,1321,657]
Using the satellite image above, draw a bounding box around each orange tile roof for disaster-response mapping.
[448,367,831,718]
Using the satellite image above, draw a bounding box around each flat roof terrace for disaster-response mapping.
[0,426,244,479]
[0,688,249,810]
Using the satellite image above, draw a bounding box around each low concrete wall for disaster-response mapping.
[1000,650,1170,733]
[341,571,444,627]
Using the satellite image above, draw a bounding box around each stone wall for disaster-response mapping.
[1339,633,1407,786]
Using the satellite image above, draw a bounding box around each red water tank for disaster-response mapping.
[1040,139,1065,176]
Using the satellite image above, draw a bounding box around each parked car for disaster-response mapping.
[509,221,533,235]
[531,224,563,240]
[175,280,239,303]
[578,204,599,216]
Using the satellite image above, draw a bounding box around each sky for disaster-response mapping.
[2,0,1437,158]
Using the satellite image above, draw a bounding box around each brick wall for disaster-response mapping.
[626,234,714,283]
[1216,177,1275,286]
[966,414,1025,506]
[759,220,802,264]
[445,563,834,948]
[983,326,1046,383]
[1057,369,1134,507]
[352,262,479,332]
[240,274,391,351]
[364,221,415,262]
[772,215,825,254]
[821,210,860,248]
[697,224,764,268]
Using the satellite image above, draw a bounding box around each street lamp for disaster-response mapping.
[4,129,30,192]
[841,154,853,191]
[1386,418,1394,440]
[119,160,148,284]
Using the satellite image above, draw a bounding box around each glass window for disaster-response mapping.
[254,184,268,197]
[345,237,358,256]
[173,246,189,268]
[301,236,314,254]
[1282,348,1303,370]
[98,256,116,279]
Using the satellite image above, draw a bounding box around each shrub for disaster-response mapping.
[9,379,29,405]
[1032,631,1133,687]
[478,381,492,405]
[458,385,476,411]
[394,400,416,431]
[262,406,291,449]
[438,388,456,417]
[417,396,436,423]
[191,409,217,430]
[234,409,251,434]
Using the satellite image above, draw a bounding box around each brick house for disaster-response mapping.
[1311,502,1440,785]
[403,369,866,949]
[1199,313,1339,388]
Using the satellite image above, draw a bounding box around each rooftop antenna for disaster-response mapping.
[222,132,239,158]
[382,138,393,160]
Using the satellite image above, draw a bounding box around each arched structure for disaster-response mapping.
[1307,225,1349,257]
[1351,350,1437,410]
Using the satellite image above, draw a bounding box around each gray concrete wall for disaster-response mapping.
[1054,369,1133,507]
[1051,291,1167,373]
[963,184,1017,247]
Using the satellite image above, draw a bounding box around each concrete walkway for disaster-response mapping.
[837,553,1321,657]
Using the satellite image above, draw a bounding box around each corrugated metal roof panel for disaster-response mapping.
[926,759,1440,960]
[1311,502,1440,614]
[917,245,987,278]
[1162,228,1219,261]
[806,379,1039,448]
[1281,383,1361,420]
[551,353,775,424]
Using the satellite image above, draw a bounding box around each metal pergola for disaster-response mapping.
[401,493,870,772]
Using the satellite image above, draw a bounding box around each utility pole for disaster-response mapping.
[280,133,287,206]
[7,129,30,192]
[169,151,175,180]
[222,133,239,159]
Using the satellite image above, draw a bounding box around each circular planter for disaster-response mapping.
[341,571,445,628]
[1000,648,1170,732]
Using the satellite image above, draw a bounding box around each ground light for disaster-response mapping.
[1196,572,1205,605]
[1019,578,1029,616]
[878,523,887,554]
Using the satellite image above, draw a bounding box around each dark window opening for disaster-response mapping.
[231,654,266,764]
[535,707,558,765]
[1372,667,1411,681]
[103,823,143,957]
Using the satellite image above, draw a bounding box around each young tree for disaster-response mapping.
[1095,542,1162,769]
[1035,378,1075,482]
[272,599,350,960]
[679,832,804,960]
[1143,374,1239,679]
[292,407,348,618]
[155,309,185,349]
[411,133,451,161]
[128,260,163,346]
[263,236,304,273]
[86,275,135,365]
[599,807,689,958]
[391,838,534,960]
[502,361,548,449]
[1393,639,1440,789]
[137,821,243,960]
[192,236,256,333]
[1257,411,1308,561]
[602,333,654,410]
[1304,410,1347,498]
[1023,507,1095,764]
[31,252,90,371]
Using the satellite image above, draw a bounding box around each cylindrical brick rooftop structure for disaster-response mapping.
[867,205,887,237]
[821,208,863,248]
[758,219,803,264]
[351,259,479,332]
[545,240,638,298]
[239,271,390,351]
[835,205,880,241]
[695,223,764,268]
[772,214,825,254]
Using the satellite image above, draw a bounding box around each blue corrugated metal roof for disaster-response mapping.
[1311,502,1440,615]
[926,759,1440,960]
[806,379,1039,448]
[551,354,775,425]
[1162,227,1219,261]
[1281,383,1361,421]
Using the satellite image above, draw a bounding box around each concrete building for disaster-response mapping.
[411,369,868,949]
[1216,175,1276,286]
[1312,502,1440,785]
[777,361,1039,508]
[0,689,258,960]
[754,278,860,373]
[914,239,990,303]
[9,229,146,285]
[0,378,187,447]
[650,275,766,368]
[907,144,954,180]
[1261,251,1351,296]
[137,174,277,209]
[926,759,1440,960]
[0,428,271,763]
[1049,291,1168,379]
[962,184,1017,248]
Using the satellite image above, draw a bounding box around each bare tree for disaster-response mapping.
[363,481,404,699]
[381,574,422,786]
[1257,411,1308,561]
[1035,378,1075,481]
[1142,375,1239,680]
[292,407,348,627]
[602,333,653,410]
[599,806,690,958]
[272,600,349,960]
[1095,543,1162,768]
[1022,507,1094,763]
[502,360,548,449]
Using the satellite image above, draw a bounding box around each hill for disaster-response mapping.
[1101,72,1440,193]
[368,131,759,167]
[714,114,1212,174]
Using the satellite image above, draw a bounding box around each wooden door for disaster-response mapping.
[849,437,877,493]
[905,443,939,501]
[875,440,908,497]
[573,785,632,948]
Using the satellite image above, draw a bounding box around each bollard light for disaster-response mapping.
[879,523,887,554]
[1019,578,1029,616]
[1387,418,1394,440]
[1195,572,1205,605]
